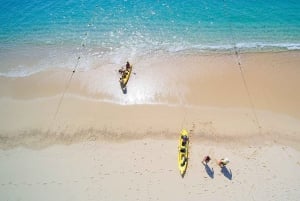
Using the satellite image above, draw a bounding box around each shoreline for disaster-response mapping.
[0,96,299,150]
[0,51,300,150]
[1,1,300,199]
[1,48,300,78]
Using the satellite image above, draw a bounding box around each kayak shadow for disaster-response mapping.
[121,87,127,94]
[120,83,127,94]
[204,164,214,179]
[221,166,232,180]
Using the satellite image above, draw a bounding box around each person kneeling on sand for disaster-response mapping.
[202,155,211,165]
[218,158,229,167]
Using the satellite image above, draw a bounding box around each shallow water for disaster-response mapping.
[0,0,299,76]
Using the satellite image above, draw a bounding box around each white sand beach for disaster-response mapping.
[0,52,300,200]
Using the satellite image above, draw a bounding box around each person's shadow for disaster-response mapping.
[204,164,214,179]
[221,166,232,180]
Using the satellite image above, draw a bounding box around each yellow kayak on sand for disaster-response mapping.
[178,129,189,177]
[119,64,133,89]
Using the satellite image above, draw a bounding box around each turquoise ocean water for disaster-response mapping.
[0,0,299,76]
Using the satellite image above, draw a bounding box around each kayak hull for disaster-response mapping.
[178,129,189,177]
[120,65,133,88]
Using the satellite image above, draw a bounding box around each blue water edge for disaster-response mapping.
[0,0,299,75]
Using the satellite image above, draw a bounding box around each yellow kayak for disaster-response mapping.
[178,129,189,177]
[119,64,133,88]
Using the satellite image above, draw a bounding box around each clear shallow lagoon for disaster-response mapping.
[0,0,300,76]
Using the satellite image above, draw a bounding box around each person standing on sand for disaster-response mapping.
[202,155,211,165]
[217,158,230,167]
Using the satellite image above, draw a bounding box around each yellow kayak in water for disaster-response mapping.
[119,64,133,89]
[178,129,189,177]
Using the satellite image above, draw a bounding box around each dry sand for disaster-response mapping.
[0,51,300,200]
[1,140,299,201]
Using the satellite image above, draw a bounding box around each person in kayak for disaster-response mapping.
[126,61,131,70]
[182,135,188,146]
[181,156,187,166]
[119,68,125,74]
[119,61,130,74]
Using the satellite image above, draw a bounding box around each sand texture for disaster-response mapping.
[0,52,300,200]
